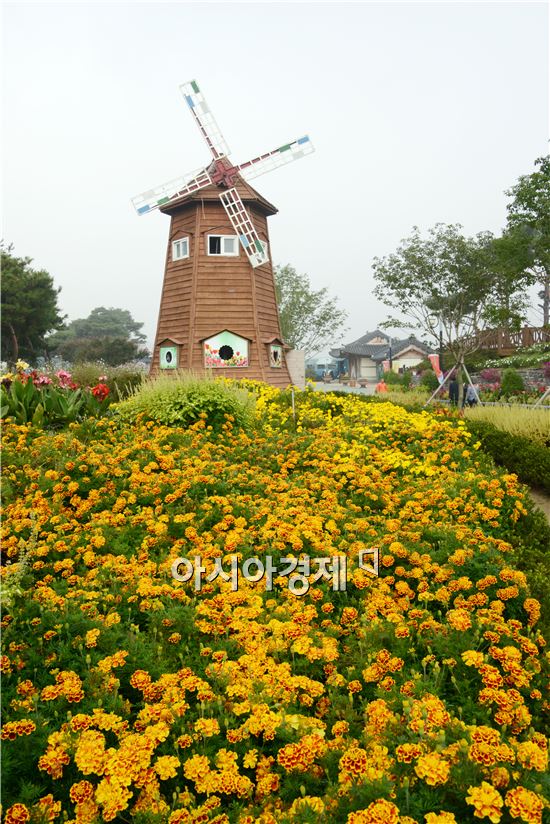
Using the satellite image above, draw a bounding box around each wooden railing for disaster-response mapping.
[466,326,550,354]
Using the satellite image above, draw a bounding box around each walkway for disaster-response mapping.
[530,488,550,525]
[312,381,375,396]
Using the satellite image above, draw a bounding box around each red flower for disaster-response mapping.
[91,383,109,402]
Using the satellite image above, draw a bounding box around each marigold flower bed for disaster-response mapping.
[1,386,548,823]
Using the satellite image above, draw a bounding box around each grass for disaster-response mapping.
[464,404,550,445]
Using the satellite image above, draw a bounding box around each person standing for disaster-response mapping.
[449,375,459,406]
[464,383,478,407]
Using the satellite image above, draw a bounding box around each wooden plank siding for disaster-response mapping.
[150,179,292,387]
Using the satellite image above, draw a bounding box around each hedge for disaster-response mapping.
[465,418,550,494]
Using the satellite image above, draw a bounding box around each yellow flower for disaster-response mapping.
[462,650,484,667]
[347,799,399,823]
[466,782,504,822]
[414,752,450,786]
[516,741,547,772]
[243,749,258,769]
[194,717,220,737]
[155,755,180,780]
[85,628,100,648]
[505,786,544,824]
[289,796,325,815]
[447,608,472,631]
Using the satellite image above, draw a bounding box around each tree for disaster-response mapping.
[484,230,533,328]
[505,155,550,325]
[274,264,348,355]
[67,306,147,343]
[1,243,66,366]
[372,224,532,370]
[47,307,149,366]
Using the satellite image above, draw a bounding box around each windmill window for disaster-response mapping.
[219,345,234,361]
[172,238,189,260]
[207,235,239,257]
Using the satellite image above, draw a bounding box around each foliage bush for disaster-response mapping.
[465,418,550,492]
[461,349,498,371]
[401,370,412,389]
[420,369,439,391]
[384,370,402,385]
[68,362,145,401]
[500,367,525,395]
[113,374,255,433]
[479,367,501,384]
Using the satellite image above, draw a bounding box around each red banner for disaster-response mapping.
[428,353,442,377]
[382,360,391,373]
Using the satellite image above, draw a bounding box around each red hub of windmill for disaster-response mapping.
[209,158,239,188]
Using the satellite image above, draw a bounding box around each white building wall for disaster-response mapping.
[393,353,426,371]
[360,358,378,379]
[286,349,306,388]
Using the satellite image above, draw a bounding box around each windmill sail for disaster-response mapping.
[237,136,314,181]
[219,188,269,269]
[132,167,212,215]
[180,80,231,160]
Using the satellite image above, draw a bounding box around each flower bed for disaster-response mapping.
[1,385,548,823]
[1,362,111,428]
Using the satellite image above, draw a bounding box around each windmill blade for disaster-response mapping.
[180,79,230,160]
[236,135,314,181]
[132,167,212,215]
[219,188,269,269]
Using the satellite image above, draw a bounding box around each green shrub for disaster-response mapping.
[113,374,255,433]
[466,419,550,493]
[500,368,525,395]
[68,362,145,401]
[384,371,403,385]
[420,370,440,391]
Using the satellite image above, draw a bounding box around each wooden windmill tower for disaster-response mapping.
[132,80,314,387]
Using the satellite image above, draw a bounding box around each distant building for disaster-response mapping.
[330,329,432,381]
[305,353,338,379]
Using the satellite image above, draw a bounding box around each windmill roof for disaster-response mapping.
[159,169,278,217]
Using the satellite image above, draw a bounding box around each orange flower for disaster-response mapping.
[347,799,399,823]
[505,786,544,824]
[5,804,30,824]
[70,781,95,803]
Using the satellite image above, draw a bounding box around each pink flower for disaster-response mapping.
[34,375,52,387]
[56,370,72,388]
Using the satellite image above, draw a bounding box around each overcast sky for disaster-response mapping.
[3,1,548,352]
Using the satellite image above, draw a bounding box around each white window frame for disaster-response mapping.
[206,234,239,257]
[172,237,190,261]
[260,240,269,261]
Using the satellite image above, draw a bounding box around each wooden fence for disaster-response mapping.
[467,326,550,354]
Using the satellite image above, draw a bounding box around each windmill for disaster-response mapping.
[132,79,314,385]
